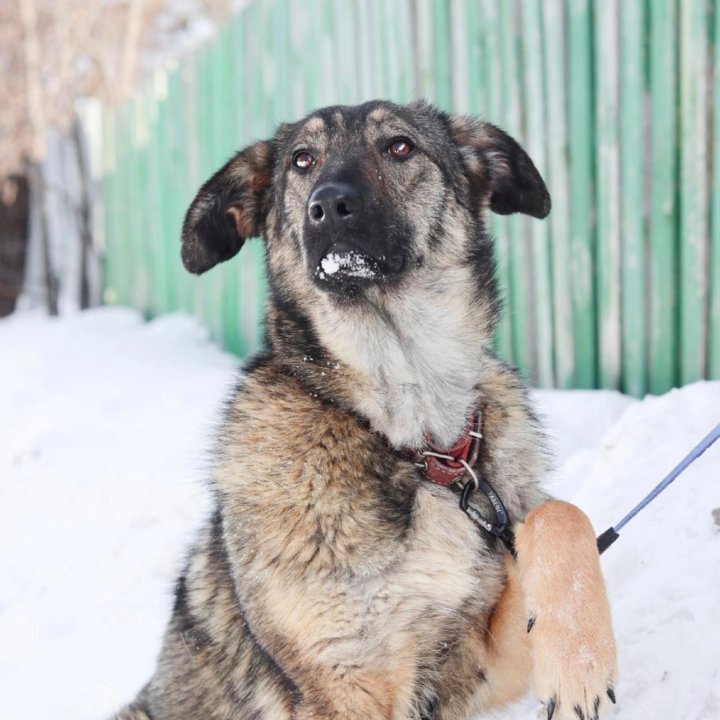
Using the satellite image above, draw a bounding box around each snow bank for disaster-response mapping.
[0,309,717,720]
[0,309,237,720]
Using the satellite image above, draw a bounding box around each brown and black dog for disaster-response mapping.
[114,100,617,720]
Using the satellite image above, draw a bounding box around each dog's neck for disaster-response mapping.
[300,264,494,449]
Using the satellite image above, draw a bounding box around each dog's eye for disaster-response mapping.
[293,150,316,170]
[387,138,414,159]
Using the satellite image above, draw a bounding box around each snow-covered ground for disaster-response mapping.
[0,309,718,720]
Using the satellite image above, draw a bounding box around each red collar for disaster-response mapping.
[400,409,516,556]
[402,412,482,485]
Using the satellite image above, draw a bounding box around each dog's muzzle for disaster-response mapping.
[305,181,406,291]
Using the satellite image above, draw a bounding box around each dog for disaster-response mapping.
[114,100,617,720]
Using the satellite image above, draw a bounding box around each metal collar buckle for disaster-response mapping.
[413,413,483,486]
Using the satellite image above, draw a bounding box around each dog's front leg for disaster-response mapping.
[292,665,410,720]
[514,500,618,719]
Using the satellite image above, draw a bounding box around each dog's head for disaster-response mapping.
[181,100,549,302]
[182,100,550,446]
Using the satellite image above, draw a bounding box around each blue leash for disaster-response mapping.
[596,421,720,554]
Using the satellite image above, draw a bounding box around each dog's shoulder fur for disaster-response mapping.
[130,348,548,719]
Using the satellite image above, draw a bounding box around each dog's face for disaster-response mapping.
[181,100,549,305]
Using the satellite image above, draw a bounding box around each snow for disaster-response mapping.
[319,250,379,279]
[0,309,718,720]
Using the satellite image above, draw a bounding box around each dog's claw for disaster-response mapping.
[546,698,556,720]
[574,705,585,720]
[593,696,600,720]
[607,687,616,704]
[527,615,536,633]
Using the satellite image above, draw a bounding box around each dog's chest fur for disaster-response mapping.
[308,266,490,450]
[213,362,507,694]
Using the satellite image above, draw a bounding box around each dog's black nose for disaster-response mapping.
[307,182,360,226]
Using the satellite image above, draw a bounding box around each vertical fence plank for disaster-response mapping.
[213,28,235,165]
[213,14,245,357]
[240,0,269,356]
[353,0,374,104]
[180,54,201,317]
[215,29,240,350]
[120,102,136,308]
[110,120,125,306]
[370,0,389,100]
[364,0,385,99]
[482,0,513,364]
[229,12,247,147]
[567,0,597,388]
[101,108,117,305]
[211,24,243,356]
[131,95,150,310]
[276,0,292,118]
[521,0,555,387]
[595,0,621,389]
[710,0,720,378]
[118,101,134,307]
[648,0,679,393]
[414,0,436,100]
[316,0,337,107]
[458,0,482,116]
[115,104,130,307]
[146,74,167,317]
[449,0,471,115]
[153,72,171,316]
[542,0,574,388]
[619,0,647,396]
[500,0,532,378]
[381,0,414,104]
[203,40,225,345]
[161,68,185,316]
[190,47,210,324]
[330,0,357,105]
[431,0,452,109]
[679,0,710,384]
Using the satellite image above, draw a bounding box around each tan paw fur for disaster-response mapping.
[515,501,618,719]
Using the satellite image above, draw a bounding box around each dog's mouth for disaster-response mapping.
[314,243,405,291]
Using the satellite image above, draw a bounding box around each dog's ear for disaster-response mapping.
[181,140,274,274]
[448,117,550,219]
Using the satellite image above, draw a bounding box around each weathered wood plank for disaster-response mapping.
[481,0,513,364]
[648,0,679,393]
[619,0,647,396]
[500,0,533,379]
[567,0,597,388]
[431,0,452,110]
[521,0,555,387]
[710,0,720,379]
[678,0,709,384]
[542,0,574,389]
[595,0,622,390]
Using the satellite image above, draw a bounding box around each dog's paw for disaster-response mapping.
[515,501,618,719]
[528,603,617,719]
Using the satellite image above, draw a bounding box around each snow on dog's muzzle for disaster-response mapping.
[313,242,406,294]
[316,249,381,282]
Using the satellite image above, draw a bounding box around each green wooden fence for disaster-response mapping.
[98,0,720,394]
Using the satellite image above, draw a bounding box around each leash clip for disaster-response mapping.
[458,464,516,558]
